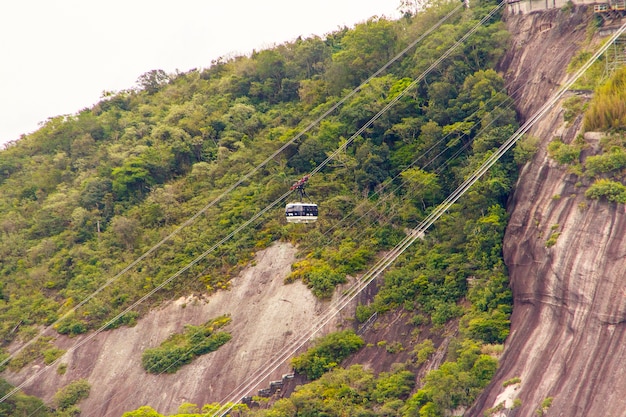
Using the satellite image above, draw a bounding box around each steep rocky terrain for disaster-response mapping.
[5,242,356,416]
[468,7,626,417]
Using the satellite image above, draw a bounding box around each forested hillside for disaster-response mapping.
[0,0,529,415]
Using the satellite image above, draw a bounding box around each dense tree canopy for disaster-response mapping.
[0,0,519,415]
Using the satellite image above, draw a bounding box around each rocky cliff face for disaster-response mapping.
[468,7,626,417]
[4,242,355,416]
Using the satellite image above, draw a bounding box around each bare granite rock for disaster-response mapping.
[468,7,626,417]
[4,242,355,416]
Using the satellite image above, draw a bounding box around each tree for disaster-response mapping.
[53,378,91,411]
[401,167,441,209]
[399,0,431,17]
[111,158,154,201]
[137,70,170,93]
[251,50,287,102]
[287,137,331,172]
[292,331,364,379]
[0,379,50,417]
[290,36,330,79]
[388,116,423,144]
[0,7,517,413]
[79,177,113,213]
[355,139,390,191]
[110,216,141,250]
[327,18,398,91]
[221,101,262,140]
[585,179,626,203]
[371,369,415,403]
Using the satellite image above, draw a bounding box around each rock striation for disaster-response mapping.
[468,7,626,417]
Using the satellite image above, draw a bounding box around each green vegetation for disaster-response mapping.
[541,397,553,408]
[291,331,364,380]
[57,363,68,375]
[549,65,626,207]
[584,66,626,132]
[141,316,231,374]
[0,0,521,414]
[561,0,575,12]
[7,336,64,371]
[563,95,586,124]
[585,179,626,203]
[547,138,582,165]
[386,341,405,354]
[53,379,91,412]
[585,147,626,177]
[414,339,436,365]
[43,347,65,365]
[403,340,498,415]
[364,201,513,345]
[485,401,505,416]
[566,66,626,205]
[256,365,414,417]
[122,406,169,417]
[503,376,521,387]
[0,379,50,417]
[546,231,561,248]
[513,135,540,165]
[121,403,249,417]
[286,258,349,299]
[567,46,605,90]
[0,0,512,343]
[536,396,553,415]
[0,0,511,337]
[0,350,8,372]
[0,378,90,417]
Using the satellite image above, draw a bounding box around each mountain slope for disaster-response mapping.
[6,242,357,416]
[0,2,546,415]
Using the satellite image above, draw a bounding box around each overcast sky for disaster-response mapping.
[0,1,401,146]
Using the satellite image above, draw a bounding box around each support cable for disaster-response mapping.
[0,3,463,373]
[207,19,626,417]
[0,5,467,406]
[79,1,509,414]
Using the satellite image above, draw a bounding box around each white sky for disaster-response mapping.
[0,0,401,146]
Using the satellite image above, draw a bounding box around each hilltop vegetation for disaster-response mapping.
[0,0,520,415]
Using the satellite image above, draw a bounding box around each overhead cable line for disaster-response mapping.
[206,2,516,416]
[1,5,466,407]
[308,0,505,180]
[325,44,556,245]
[207,18,626,417]
[84,2,599,416]
[83,1,511,415]
[114,30,527,414]
[0,3,463,374]
[67,3,504,416]
[30,0,584,411]
[318,80,520,244]
[94,21,532,415]
[100,9,602,416]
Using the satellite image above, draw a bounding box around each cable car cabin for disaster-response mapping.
[285,203,318,223]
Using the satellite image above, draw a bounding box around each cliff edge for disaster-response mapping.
[468,7,626,416]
